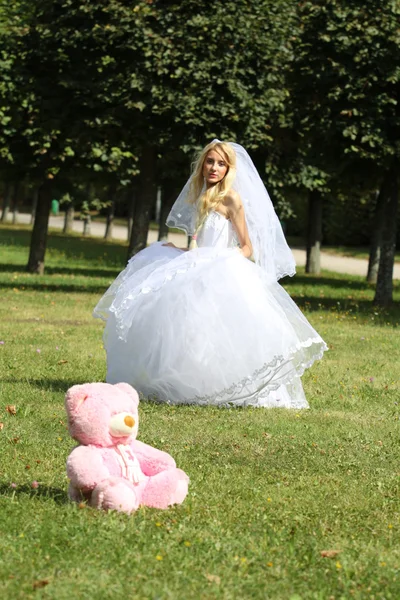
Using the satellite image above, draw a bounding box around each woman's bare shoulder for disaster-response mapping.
[223,189,242,208]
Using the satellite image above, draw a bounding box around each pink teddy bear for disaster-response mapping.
[65,382,189,513]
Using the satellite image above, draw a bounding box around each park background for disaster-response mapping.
[0,1,399,599]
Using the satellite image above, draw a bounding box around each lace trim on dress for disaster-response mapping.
[122,260,198,303]
[146,337,328,409]
[275,268,297,280]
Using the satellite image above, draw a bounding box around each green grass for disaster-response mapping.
[0,225,399,599]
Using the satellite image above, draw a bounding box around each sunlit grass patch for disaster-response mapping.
[0,226,399,599]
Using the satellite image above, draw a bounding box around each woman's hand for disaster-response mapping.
[162,242,188,252]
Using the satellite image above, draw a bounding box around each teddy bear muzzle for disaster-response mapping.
[109,412,136,437]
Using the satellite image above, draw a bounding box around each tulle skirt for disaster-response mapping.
[94,243,327,408]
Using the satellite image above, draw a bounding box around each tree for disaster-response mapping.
[367,188,387,284]
[305,190,323,274]
[128,145,157,257]
[1,0,140,271]
[27,181,53,274]
[120,0,298,255]
[374,159,399,306]
[286,1,400,299]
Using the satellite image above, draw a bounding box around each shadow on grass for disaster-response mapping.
[0,281,109,294]
[290,295,400,323]
[1,277,399,319]
[283,273,378,291]
[1,266,372,289]
[0,226,127,263]
[3,378,91,393]
[0,262,121,279]
[0,483,69,505]
[290,295,374,310]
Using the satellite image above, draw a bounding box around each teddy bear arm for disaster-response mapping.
[67,446,110,491]
[130,440,177,475]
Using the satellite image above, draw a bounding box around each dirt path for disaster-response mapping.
[7,213,400,279]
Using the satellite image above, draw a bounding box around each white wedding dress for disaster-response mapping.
[94,211,327,408]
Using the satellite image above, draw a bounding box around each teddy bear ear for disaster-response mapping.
[114,382,139,407]
[65,384,90,413]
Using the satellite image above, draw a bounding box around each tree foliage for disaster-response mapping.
[0,0,399,299]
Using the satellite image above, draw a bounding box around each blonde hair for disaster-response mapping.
[188,141,236,225]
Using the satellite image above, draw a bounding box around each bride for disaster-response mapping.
[94,140,327,408]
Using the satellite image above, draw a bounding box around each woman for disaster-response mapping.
[94,141,327,408]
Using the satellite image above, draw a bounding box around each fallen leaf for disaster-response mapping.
[321,550,341,558]
[6,405,16,415]
[0,423,4,430]
[205,574,221,585]
[33,579,50,589]
[57,359,68,365]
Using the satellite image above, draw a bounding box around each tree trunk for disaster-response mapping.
[30,188,39,225]
[12,182,20,224]
[82,182,95,236]
[63,204,74,233]
[104,184,117,240]
[367,186,388,283]
[374,162,398,307]
[158,182,178,242]
[83,214,91,236]
[155,186,162,223]
[1,183,13,222]
[27,182,53,274]
[305,190,323,274]
[128,146,157,259]
[127,189,135,241]
[367,240,381,285]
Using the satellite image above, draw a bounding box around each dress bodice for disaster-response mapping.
[196,211,238,249]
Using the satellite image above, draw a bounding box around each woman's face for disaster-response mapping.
[202,150,228,188]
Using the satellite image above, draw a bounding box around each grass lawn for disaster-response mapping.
[0,225,399,600]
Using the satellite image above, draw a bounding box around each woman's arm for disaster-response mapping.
[162,242,188,251]
[225,191,253,259]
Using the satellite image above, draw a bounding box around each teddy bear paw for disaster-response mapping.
[90,477,140,514]
[170,470,189,505]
